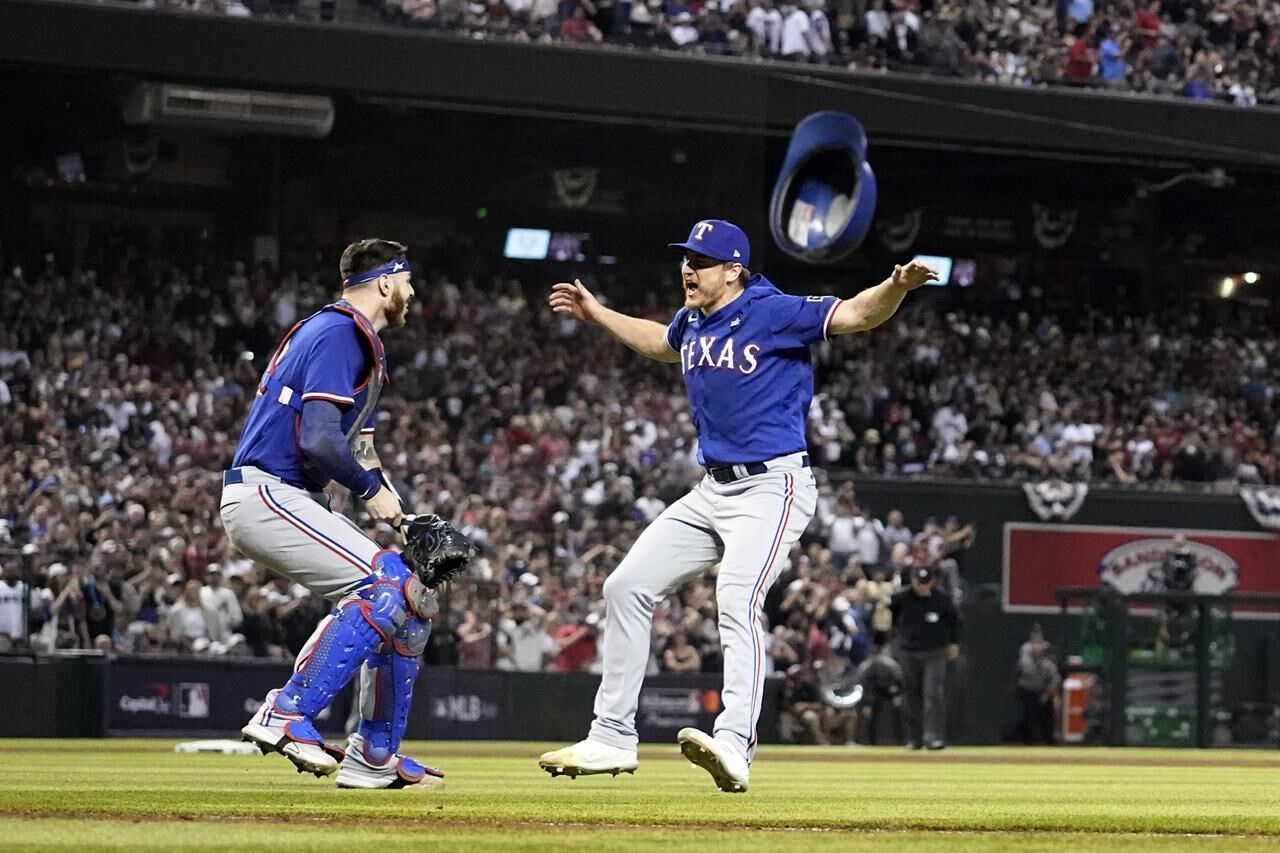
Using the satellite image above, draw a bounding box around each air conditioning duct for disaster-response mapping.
[122,82,334,138]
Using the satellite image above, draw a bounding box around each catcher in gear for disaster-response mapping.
[224,238,477,790]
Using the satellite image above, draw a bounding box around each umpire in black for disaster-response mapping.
[890,565,960,750]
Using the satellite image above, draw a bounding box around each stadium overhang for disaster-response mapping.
[4,0,1280,170]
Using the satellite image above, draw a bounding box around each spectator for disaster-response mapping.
[662,630,702,672]
[882,509,912,551]
[806,0,833,61]
[745,0,782,54]
[854,562,898,642]
[561,4,604,41]
[826,500,859,569]
[0,564,25,650]
[668,10,700,47]
[457,608,496,668]
[634,482,666,523]
[496,602,556,671]
[166,580,215,652]
[1063,28,1097,83]
[199,564,242,643]
[553,609,600,672]
[1098,29,1127,85]
[779,1,812,60]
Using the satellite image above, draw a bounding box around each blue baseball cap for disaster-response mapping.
[669,219,750,267]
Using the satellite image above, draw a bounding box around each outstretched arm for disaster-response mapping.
[549,280,681,363]
[827,260,938,335]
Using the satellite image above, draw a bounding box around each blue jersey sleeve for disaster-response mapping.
[666,308,691,352]
[299,323,365,408]
[768,294,842,346]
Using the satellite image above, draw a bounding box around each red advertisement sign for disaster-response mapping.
[1003,523,1280,619]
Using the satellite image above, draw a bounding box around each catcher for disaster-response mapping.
[220,238,475,790]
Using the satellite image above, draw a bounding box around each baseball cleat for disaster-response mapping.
[677,728,749,793]
[240,689,342,777]
[334,733,445,791]
[538,739,638,778]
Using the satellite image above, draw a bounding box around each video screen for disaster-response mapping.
[549,232,590,263]
[912,255,976,287]
[913,254,953,286]
[951,258,976,287]
[503,228,552,260]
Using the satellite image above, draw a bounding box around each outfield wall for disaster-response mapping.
[0,656,777,743]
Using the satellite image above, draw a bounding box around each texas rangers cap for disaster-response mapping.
[669,219,751,266]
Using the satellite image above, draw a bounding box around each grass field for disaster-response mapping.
[4,740,1280,851]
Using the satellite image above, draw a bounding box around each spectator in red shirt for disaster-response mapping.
[1134,0,1161,49]
[561,4,604,41]
[1064,29,1097,81]
[553,611,600,671]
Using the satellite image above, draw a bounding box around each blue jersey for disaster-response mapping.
[665,275,839,466]
[232,302,385,491]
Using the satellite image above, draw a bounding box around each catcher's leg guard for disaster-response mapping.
[336,617,444,790]
[243,561,411,776]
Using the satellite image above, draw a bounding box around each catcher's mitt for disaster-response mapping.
[401,514,477,588]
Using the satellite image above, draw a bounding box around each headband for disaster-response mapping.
[343,255,411,287]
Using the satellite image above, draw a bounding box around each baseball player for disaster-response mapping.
[539,219,936,792]
[220,239,474,790]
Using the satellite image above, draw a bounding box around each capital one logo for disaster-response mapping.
[693,221,714,240]
[119,682,172,715]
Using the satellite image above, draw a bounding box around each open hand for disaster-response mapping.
[548,279,605,325]
[891,259,940,291]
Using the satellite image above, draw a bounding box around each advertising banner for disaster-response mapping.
[636,677,723,742]
[108,658,350,734]
[106,661,762,741]
[1003,522,1280,619]
[414,667,506,740]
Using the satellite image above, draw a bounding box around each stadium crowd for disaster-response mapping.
[0,241,1275,745]
[117,0,1280,107]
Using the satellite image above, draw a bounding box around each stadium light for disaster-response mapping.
[1219,277,1237,298]
[1243,271,1260,284]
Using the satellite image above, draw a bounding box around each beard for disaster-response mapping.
[387,289,409,328]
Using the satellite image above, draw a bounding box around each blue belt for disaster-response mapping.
[223,467,300,489]
[706,454,809,484]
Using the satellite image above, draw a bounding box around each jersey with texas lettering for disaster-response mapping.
[232,304,381,491]
[665,275,840,466]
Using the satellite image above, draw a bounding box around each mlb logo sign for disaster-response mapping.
[177,682,210,719]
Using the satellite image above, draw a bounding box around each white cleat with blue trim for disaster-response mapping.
[240,689,343,777]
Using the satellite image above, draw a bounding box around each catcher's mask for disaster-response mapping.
[769,111,877,264]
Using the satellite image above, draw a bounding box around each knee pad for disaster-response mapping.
[279,598,385,720]
[277,558,420,721]
[366,549,437,621]
[356,616,431,765]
